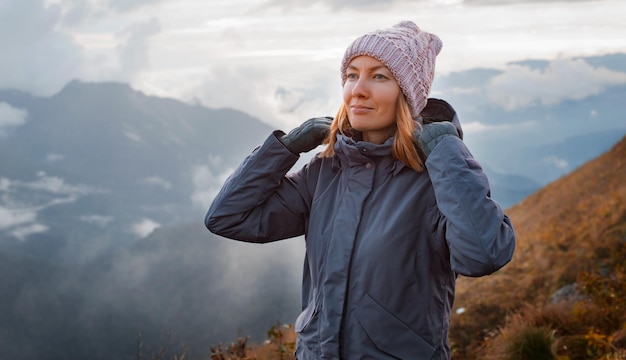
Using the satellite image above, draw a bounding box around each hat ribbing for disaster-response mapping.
[341,21,443,119]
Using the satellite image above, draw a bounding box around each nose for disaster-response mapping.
[350,77,368,98]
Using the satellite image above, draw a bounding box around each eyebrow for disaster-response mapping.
[346,65,391,72]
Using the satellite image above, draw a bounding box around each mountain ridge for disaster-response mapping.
[0,80,274,262]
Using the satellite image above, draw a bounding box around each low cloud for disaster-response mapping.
[0,178,9,191]
[123,130,143,142]
[541,155,569,170]
[194,65,278,126]
[0,103,27,135]
[45,153,66,162]
[80,215,115,227]
[0,173,106,239]
[11,223,49,241]
[24,171,103,197]
[190,160,234,209]
[485,58,626,111]
[462,120,537,135]
[140,176,172,190]
[130,218,161,238]
[0,206,37,231]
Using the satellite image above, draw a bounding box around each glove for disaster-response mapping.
[415,121,458,158]
[279,117,333,154]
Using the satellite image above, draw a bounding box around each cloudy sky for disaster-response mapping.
[2,0,625,130]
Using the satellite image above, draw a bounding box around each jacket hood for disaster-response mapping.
[419,98,463,139]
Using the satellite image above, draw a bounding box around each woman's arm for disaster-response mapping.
[205,132,311,243]
[426,135,516,277]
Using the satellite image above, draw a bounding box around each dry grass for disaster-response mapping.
[208,322,296,360]
[451,136,626,359]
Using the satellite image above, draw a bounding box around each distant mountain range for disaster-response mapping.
[433,52,626,185]
[0,52,625,359]
[0,81,298,359]
[0,81,273,263]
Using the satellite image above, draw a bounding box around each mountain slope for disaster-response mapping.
[450,135,626,355]
[0,81,274,262]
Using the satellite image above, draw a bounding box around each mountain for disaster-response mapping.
[482,165,542,209]
[0,81,306,359]
[0,80,274,263]
[450,135,626,357]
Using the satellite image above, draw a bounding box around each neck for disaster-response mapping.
[362,129,394,144]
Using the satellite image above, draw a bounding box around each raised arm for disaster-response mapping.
[205,117,332,243]
[205,132,307,242]
[417,122,516,277]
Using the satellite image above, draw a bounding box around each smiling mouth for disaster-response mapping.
[351,105,373,114]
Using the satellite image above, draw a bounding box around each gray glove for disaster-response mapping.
[415,122,458,157]
[279,117,333,154]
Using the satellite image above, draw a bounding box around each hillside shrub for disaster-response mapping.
[210,337,252,360]
[503,326,556,360]
[480,306,557,360]
[479,224,626,360]
[208,321,296,360]
[449,302,508,358]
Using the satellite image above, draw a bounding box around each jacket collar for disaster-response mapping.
[332,134,406,175]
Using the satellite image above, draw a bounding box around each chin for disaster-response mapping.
[347,119,369,132]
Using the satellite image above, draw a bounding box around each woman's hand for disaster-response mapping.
[279,117,333,154]
[414,122,458,157]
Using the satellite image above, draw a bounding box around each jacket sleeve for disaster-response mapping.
[426,136,516,277]
[204,131,311,243]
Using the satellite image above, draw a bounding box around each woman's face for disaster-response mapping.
[343,55,401,144]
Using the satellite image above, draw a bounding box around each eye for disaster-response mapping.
[373,73,389,80]
[346,72,358,80]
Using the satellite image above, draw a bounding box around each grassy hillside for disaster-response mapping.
[451,135,626,359]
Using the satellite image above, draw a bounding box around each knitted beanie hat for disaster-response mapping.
[341,21,443,119]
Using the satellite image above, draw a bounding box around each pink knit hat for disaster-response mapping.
[341,21,443,119]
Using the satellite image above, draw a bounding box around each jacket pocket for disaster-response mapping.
[295,289,318,333]
[355,294,435,360]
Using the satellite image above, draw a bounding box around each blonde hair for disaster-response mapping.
[319,95,426,172]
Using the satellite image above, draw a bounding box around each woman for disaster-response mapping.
[205,21,515,360]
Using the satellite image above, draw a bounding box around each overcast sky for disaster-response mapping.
[2,0,625,130]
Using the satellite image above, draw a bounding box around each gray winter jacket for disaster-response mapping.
[205,100,515,359]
